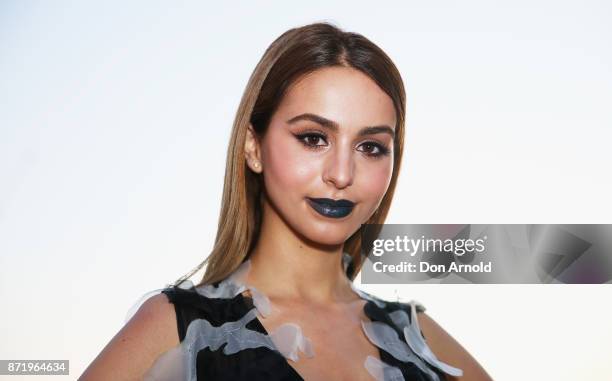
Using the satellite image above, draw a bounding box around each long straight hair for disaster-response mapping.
[174,22,406,288]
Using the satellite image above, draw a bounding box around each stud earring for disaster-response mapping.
[253,162,260,169]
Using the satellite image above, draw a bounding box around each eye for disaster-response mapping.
[294,132,392,158]
[295,132,328,149]
[358,141,391,158]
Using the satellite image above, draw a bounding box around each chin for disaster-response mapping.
[302,224,353,246]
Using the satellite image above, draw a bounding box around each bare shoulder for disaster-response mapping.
[79,292,180,381]
[414,310,494,381]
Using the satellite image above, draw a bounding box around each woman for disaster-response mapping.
[80,22,492,381]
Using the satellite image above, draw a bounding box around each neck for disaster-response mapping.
[245,197,355,306]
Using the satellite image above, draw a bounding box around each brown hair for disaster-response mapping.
[174,21,406,287]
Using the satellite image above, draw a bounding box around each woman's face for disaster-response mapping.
[247,66,397,246]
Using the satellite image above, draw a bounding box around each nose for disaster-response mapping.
[322,145,354,189]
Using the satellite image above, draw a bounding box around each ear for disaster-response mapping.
[244,123,263,173]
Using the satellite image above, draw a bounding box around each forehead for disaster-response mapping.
[275,66,397,131]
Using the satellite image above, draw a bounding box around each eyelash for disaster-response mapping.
[294,132,391,158]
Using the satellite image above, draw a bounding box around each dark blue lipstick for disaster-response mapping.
[306,197,355,219]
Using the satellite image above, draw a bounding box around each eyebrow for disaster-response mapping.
[285,113,395,140]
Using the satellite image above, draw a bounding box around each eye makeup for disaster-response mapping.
[292,130,391,158]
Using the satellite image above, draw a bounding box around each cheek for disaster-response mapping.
[357,160,393,206]
[262,138,319,196]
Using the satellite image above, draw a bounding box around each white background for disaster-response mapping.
[1,1,611,380]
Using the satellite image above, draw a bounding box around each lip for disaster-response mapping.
[306,197,355,219]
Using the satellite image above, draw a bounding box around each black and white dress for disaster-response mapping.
[145,280,461,381]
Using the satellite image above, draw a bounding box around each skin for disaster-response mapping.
[80,65,492,380]
[243,66,493,380]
